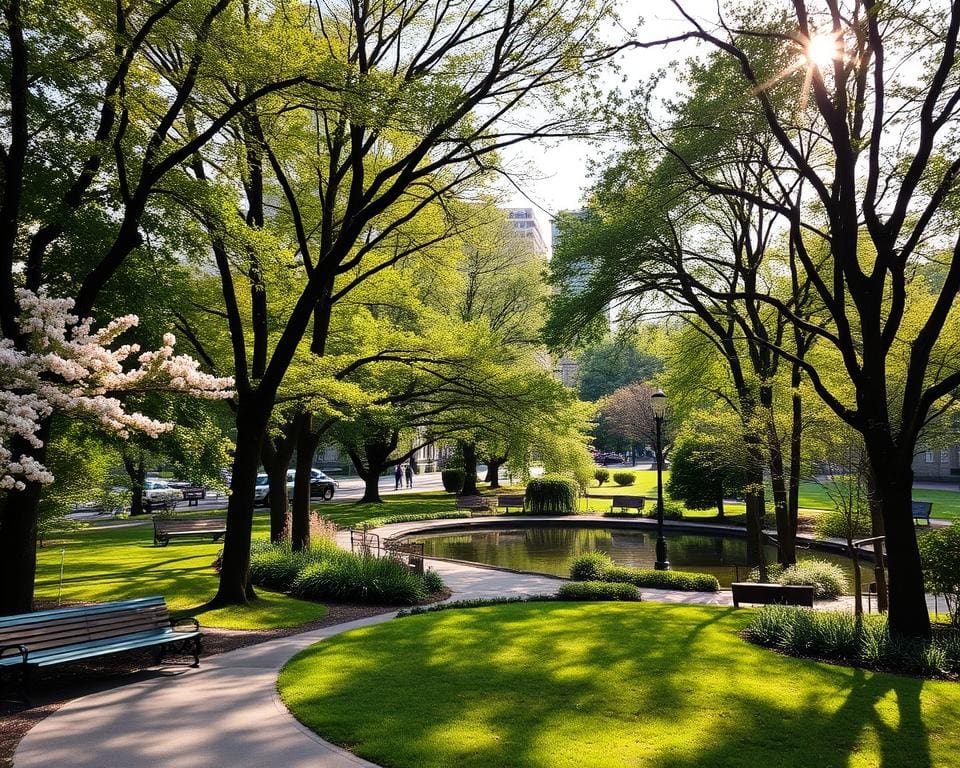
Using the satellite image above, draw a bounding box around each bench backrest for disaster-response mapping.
[456,496,496,507]
[498,494,525,506]
[731,582,815,607]
[154,517,225,533]
[0,597,171,654]
[181,488,205,499]
[911,501,933,517]
[610,495,645,509]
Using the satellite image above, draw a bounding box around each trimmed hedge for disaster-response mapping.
[360,511,473,529]
[594,468,610,486]
[557,581,641,601]
[746,605,960,678]
[525,475,579,514]
[569,552,720,592]
[441,469,466,493]
[612,471,636,486]
[247,541,445,606]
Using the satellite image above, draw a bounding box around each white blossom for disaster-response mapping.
[1,287,234,489]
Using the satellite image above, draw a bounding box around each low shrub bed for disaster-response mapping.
[745,605,960,678]
[246,541,445,605]
[569,552,720,592]
[359,511,473,529]
[557,581,641,601]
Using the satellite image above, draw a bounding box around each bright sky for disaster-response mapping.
[504,1,704,249]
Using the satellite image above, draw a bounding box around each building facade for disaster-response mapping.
[912,445,960,482]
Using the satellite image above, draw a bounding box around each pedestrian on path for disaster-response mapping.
[405,463,414,488]
[394,463,403,490]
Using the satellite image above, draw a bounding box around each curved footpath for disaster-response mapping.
[14,516,938,767]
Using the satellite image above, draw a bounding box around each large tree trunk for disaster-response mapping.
[865,468,888,613]
[0,428,49,614]
[868,451,929,639]
[261,428,296,543]
[123,453,146,517]
[485,454,507,488]
[787,380,803,558]
[460,441,478,496]
[213,392,271,606]
[291,413,320,552]
[763,386,796,566]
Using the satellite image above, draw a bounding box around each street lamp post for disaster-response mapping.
[651,388,670,571]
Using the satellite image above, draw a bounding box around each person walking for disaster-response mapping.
[405,463,414,489]
[394,463,403,490]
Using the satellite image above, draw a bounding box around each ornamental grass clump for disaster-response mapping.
[557,581,641,601]
[778,559,848,599]
[745,606,960,677]
[525,476,579,514]
[244,541,444,605]
[292,554,428,605]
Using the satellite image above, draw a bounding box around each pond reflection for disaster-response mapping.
[411,525,871,591]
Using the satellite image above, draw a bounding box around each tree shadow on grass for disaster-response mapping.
[279,602,954,768]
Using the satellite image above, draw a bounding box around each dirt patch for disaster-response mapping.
[0,603,392,767]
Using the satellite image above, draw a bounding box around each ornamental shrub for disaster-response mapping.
[441,468,466,494]
[918,521,960,627]
[778,559,848,599]
[568,552,719,592]
[525,475,579,514]
[612,471,636,486]
[423,569,445,594]
[594,468,610,486]
[815,509,871,540]
[557,581,641,601]
[570,552,613,580]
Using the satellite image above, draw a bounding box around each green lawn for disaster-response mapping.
[319,490,461,527]
[35,515,326,630]
[280,602,960,768]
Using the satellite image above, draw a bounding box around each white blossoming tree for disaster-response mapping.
[1,288,234,490]
[0,288,234,610]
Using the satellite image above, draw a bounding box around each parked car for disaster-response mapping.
[142,478,181,509]
[254,469,337,506]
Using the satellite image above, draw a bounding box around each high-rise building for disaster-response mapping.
[505,207,548,256]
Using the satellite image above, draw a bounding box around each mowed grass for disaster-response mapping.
[319,490,460,528]
[35,515,326,630]
[279,602,960,768]
[588,469,960,520]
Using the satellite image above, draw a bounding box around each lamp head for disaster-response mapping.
[650,388,668,418]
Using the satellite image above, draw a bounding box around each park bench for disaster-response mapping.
[497,494,525,513]
[0,596,202,702]
[912,500,933,525]
[153,517,226,546]
[731,582,815,608]
[455,495,498,514]
[144,497,178,513]
[383,538,425,575]
[609,495,646,514]
[180,487,206,507]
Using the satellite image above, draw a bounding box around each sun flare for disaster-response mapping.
[805,33,840,69]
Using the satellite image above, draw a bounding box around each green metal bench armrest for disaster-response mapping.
[0,644,28,665]
[170,617,200,632]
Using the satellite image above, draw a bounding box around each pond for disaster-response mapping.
[409,525,873,591]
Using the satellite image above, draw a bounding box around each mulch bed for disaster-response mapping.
[0,603,393,767]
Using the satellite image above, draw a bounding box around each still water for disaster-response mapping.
[411,525,871,591]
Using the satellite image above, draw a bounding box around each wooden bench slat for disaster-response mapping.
[0,596,202,699]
